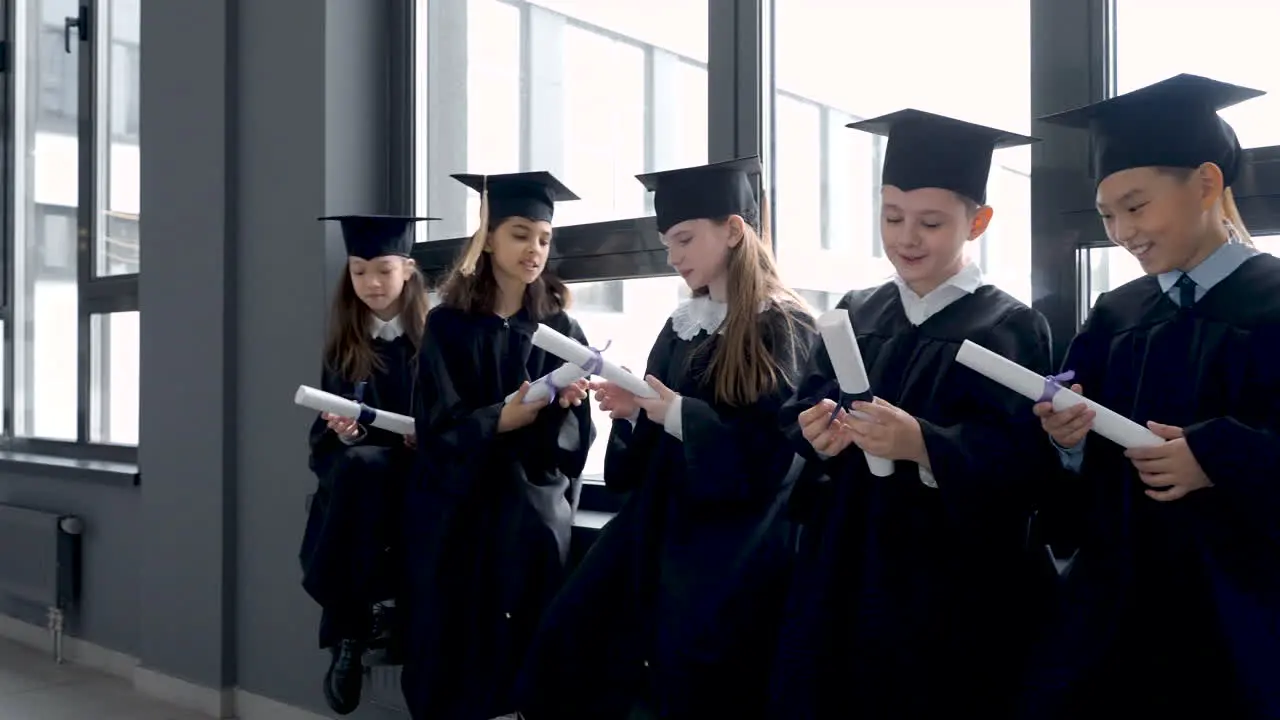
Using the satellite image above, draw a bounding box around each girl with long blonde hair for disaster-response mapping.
[517,157,817,719]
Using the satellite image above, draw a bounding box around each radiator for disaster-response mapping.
[0,503,83,662]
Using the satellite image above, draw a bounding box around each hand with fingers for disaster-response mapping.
[798,399,856,457]
[556,378,590,409]
[1124,421,1212,501]
[846,397,927,465]
[1033,383,1094,448]
[499,382,545,433]
[323,412,364,441]
[633,375,679,425]
[591,375,639,421]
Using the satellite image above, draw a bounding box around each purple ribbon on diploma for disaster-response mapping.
[1038,370,1076,404]
[532,340,612,405]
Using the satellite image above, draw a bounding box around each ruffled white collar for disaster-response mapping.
[671,295,778,341]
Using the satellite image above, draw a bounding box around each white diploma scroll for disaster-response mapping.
[531,324,658,399]
[954,339,1164,448]
[506,363,590,404]
[816,309,895,477]
[294,385,416,436]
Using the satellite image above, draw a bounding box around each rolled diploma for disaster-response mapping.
[294,385,416,436]
[954,339,1164,448]
[816,309,895,477]
[531,324,657,399]
[506,363,590,404]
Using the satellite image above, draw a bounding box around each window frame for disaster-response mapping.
[2,0,138,464]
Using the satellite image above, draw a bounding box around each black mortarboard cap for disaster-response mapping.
[635,157,762,234]
[847,109,1038,205]
[451,171,580,225]
[1038,74,1264,186]
[318,214,438,260]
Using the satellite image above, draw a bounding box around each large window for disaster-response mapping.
[1077,0,1280,316]
[416,0,706,476]
[772,0,1033,305]
[11,0,139,452]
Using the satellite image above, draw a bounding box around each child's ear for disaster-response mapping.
[1195,162,1226,212]
[968,206,995,241]
[727,215,747,248]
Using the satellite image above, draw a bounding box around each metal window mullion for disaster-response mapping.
[2,0,15,437]
[388,0,415,216]
[1029,0,1112,362]
[818,107,831,251]
[74,0,100,444]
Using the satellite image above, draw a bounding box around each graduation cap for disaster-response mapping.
[451,171,580,226]
[847,109,1038,205]
[635,157,762,234]
[318,214,438,260]
[450,171,579,275]
[1038,74,1265,186]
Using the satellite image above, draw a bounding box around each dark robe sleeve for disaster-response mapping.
[522,315,597,481]
[778,297,857,488]
[308,362,354,478]
[602,322,675,494]
[1033,299,1113,554]
[415,316,504,495]
[917,307,1057,514]
[679,311,816,505]
[1185,416,1280,548]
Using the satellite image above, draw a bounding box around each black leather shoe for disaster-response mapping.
[322,638,364,715]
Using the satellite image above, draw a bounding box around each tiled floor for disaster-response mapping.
[0,638,208,719]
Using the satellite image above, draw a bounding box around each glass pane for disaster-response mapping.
[1082,235,1280,313]
[463,0,522,227]
[570,277,687,477]
[96,0,140,276]
[14,0,81,440]
[89,312,139,444]
[773,1,1032,304]
[1115,1,1280,149]
[421,0,708,237]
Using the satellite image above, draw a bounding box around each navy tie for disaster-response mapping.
[1175,273,1198,308]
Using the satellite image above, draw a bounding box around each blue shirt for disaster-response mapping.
[1056,237,1260,470]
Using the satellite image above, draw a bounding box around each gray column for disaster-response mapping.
[140,0,402,709]
[138,0,237,691]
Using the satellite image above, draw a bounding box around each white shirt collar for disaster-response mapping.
[891,261,986,326]
[369,314,404,341]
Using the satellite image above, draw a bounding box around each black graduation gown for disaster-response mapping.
[516,304,816,720]
[771,283,1056,719]
[401,305,596,720]
[1019,253,1280,720]
[300,334,416,648]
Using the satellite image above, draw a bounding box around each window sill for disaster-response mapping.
[0,451,139,487]
[574,509,613,530]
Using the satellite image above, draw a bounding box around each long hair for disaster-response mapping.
[1158,165,1254,246]
[323,262,430,383]
[437,211,571,319]
[693,194,814,406]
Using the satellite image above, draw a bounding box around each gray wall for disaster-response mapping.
[2,0,403,716]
